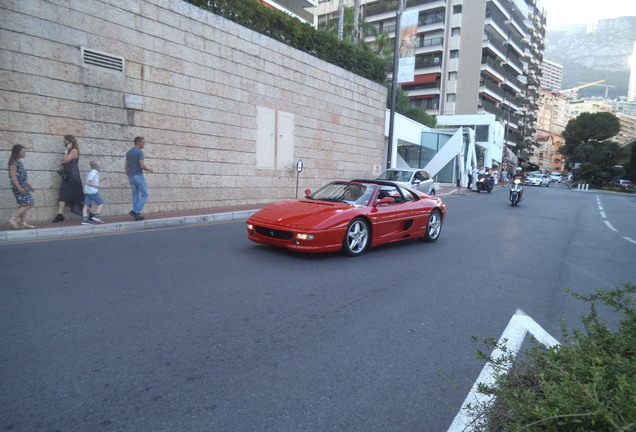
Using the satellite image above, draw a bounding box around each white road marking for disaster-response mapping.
[447,309,560,432]
[598,206,603,211]
[604,221,618,232]
[600,211,606,218]
[624,237,636,245]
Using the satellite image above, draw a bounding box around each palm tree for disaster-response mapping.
[321,6,379,48]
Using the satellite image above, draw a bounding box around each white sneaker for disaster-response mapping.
[81,220,92,225]
[91,217,104,224]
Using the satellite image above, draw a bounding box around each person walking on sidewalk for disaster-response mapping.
[81,161,105,225]
[8,144,36,229]
[125,136,153,221]
[52,135,84,222]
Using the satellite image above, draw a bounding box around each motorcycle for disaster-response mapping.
[476,173,494,193]
[509,179,523,206]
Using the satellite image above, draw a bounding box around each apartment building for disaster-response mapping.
[615,112,636,148]
[539,58,563,91]
[628,42,636,102]
[568,98,612,117]
[314,0,546,159]
[263,0,316,24]
[536,90,569,134]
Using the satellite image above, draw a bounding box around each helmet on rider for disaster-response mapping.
[516,167,522,172]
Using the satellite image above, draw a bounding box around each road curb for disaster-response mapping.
[0,209,260,243]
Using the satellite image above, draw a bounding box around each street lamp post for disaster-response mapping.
[386,0,404,169]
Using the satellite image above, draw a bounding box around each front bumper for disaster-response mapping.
[246,221,343,253]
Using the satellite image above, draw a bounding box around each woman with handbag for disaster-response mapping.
[8,144,36,228]
[52,135,84,222]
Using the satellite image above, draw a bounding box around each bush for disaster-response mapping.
[186,0,388,83]
[471,283,636,431]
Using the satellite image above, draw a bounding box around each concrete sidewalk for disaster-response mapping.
[1,184,462,243]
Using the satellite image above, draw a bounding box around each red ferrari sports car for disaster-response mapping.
[246,179,446,256]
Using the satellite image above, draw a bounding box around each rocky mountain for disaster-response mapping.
[544,16,636,98]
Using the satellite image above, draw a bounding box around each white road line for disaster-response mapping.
[600,211,606,219]
[624,237,636,245]
[598,206,604,211]
[604,221,618,232]
[447,310,560,432]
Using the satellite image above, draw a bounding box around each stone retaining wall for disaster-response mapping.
[0,0,386,222]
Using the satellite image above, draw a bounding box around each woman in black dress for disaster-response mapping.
[52,135,84,222]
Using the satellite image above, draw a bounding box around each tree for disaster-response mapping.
[559,112,621,186]
[626,140,636,182]
[320,7,377,48]
[382,84,436,128]
[187,0,387,82]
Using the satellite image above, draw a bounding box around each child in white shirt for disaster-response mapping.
[82,161,105,224]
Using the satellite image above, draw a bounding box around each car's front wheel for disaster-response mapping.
[342,217,370,256]
[421,209,442,242]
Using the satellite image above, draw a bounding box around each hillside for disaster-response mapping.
[544,16,636,98]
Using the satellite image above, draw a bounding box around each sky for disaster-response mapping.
[539,0,636,28]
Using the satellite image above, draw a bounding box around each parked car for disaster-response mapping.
[246,180,446,256]
[550,172,562,183]
[375,169,436,195]
[525,173,551,187]
[606,179,634,192]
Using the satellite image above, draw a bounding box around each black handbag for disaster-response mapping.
[57,169,69,181]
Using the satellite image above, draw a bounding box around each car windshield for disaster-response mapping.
[376,170,413,182]
[308,182,374,205]
[528,173,542,178]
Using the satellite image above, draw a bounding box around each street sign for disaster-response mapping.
[296,159,303,173]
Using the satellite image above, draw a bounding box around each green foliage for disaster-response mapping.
[471,284,636,432]
[319,6,394,67]
[186,0,388,83]
[560,112,622,186]
[404,106,436,128]
[562,112,621,147]
[383,84,436,127]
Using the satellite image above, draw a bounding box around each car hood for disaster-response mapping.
[249,200,355,229]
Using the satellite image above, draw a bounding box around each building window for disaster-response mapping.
[447,94,456,102]
[450,50,459,59]
[453,5,462,14]
[448,72,457,81]
[420,10,445,26]
[451,28,460,37]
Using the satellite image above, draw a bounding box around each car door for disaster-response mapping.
[370,185,423,242]
[415,170,434,194]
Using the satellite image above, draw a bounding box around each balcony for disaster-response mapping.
[416,36,444,54]
[480,77,505,101]
[365,0,443,18]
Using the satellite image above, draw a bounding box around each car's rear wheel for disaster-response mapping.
[422,209,442,242]
[342,217,370,256]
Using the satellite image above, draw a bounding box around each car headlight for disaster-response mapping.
[296,233,315,240]
[247,223,253,230]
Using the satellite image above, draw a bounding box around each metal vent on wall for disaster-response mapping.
[81,46,124,73]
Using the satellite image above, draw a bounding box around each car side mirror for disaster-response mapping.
[412,179,421,185]
[375,197,395,206]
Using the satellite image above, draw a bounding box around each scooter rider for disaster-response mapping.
[511,167,526,200]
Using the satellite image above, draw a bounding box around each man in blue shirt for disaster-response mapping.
[125,136,153,220]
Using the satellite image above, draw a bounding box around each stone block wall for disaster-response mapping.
[0,0,386,222]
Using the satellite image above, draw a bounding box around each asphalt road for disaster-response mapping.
[1,184,635,432]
